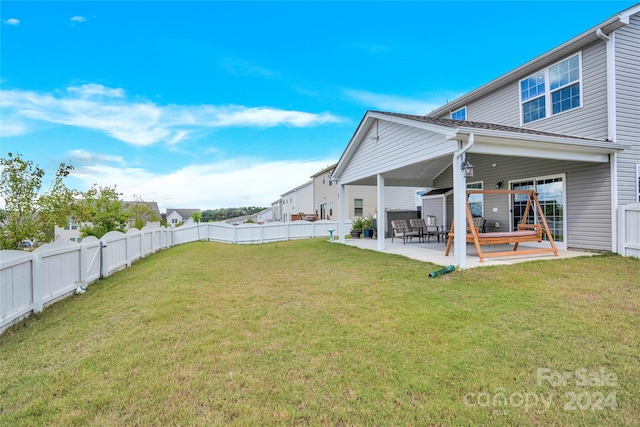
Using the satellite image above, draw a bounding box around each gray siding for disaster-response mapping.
[443,42,609,141]
[615,13,640,205]
[433,154,612,251]
[385,187,425,210]
[422,196,447,229]
[339,120,453,184]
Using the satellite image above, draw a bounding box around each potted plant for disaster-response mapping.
[350,217,364,238]
[362,215,375,238]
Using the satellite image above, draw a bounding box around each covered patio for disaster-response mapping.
[338,237,596,269]
[331,111,624,268]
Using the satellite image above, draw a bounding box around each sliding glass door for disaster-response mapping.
[510,175,565,247]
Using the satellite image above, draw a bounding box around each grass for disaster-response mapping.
[1,239,639,425]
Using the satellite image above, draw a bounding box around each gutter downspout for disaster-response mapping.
[452,133,474,268]
[596,27,618,252]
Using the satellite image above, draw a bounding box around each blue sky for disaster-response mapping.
[1,1,636,211]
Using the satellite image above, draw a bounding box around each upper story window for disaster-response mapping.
[451,107,467,121]
[520,53,582,124]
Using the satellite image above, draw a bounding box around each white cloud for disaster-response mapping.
[344,89,452,115]
[0,84,345,146]
[70,16,86,23]
[4,18,20,26]
[68,149,124,164]
[70,157,335,210]
[67,83,125,98]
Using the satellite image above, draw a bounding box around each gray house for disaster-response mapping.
[332,4,639,267]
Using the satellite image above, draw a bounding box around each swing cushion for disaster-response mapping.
[477,230,536,239]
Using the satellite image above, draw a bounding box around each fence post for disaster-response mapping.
[100,239,108,279]
[126,233,132,267]
[32,252,43,313]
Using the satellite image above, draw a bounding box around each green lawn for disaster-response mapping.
[1,239,638,425]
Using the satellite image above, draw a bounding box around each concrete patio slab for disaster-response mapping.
[337,237,597,268]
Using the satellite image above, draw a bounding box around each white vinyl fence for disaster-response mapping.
[0,220,339,334]
[618,203,640,258]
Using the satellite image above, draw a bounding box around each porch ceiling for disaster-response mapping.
[343,155,453,187]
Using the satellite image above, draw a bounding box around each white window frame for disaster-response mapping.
[451,106,467,121]
[519,53,583,125]
[466,181,484,217]
[354,198,363,217]
[508,173,567,250]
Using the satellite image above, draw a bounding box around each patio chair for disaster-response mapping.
[472,216,486,233]
[391,220,420,244]
[409,218,436,243]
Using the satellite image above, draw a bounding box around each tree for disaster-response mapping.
[126,195,160,230]
[0,153,75,250]
[190,211,202,223]
[77,185,128,239]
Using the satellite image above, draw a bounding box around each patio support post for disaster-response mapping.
[377,173,385,251]
[338,183,346,243]
[453,134,475,268]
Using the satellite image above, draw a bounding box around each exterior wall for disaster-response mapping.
[271,199,283,222]
[345,185,377,219]
[281,182,313,222]
[54,223,84,242]
[451,41,609,141]
[422,194,450,229]
[342,185,425,220]
[385,187,426,210]
[615,13,640,205]
[166,211,183,228]
[433,154,612,251]
[256,208,273,223]
[339,120,453,184]
[313,169,339,220]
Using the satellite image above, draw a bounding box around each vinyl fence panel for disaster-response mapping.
[101,231,129,277]
[619,203,640,258]
[35,241,82,306]
[0,251,34,333]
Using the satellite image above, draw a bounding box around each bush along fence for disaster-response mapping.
[0,220,340,334]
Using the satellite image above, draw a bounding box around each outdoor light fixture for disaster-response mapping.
[462,159,474,178]
[496,181,503,189]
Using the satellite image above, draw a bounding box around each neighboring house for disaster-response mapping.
[166,208,201,228]
[332,4,640,267]
[255,207,274,223]
[311,163,428,220]
[54,201,161,242]
[281,181,314,222]
[123,201,161,229]
[271,199,283,222]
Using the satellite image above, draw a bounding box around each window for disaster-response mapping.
[511,175,565,243]
[520,54,581,124]
[64,220,78,230]
[354,199,363,216]
[451,107,467,121]
[467,182,483,217]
